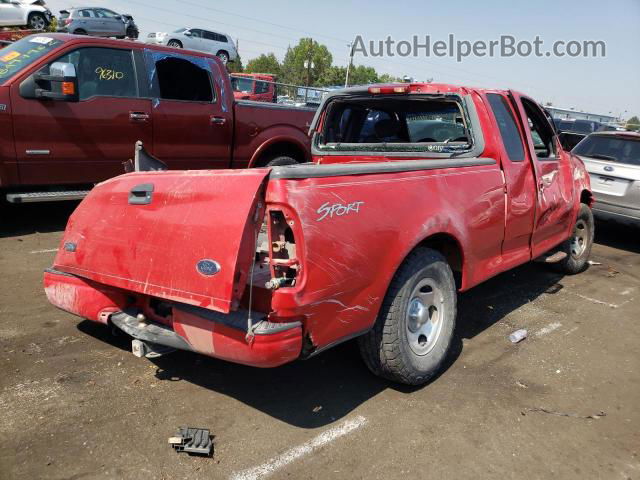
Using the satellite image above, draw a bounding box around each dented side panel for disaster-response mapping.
[266,164,506,349]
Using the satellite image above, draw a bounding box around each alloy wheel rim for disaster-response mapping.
[570,219,588,258]
[31,17,45,29]
[405,279,445,356]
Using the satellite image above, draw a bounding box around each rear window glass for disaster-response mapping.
[573,135,640,166]
[0,36,63,81]
[231,76,253,93]
[319,95,472,155]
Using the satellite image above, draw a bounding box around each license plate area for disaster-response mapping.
[593,175,629,196]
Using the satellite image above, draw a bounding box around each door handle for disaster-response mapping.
[129,183,154,205]
[129,112,150,121]
[210,116,226,125]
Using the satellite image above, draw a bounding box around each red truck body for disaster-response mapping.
[0,34,313,199]
[44,82,593,383]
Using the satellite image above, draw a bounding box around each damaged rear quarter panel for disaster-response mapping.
[266,163,505,349]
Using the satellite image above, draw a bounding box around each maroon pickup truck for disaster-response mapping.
[0,34,314,203]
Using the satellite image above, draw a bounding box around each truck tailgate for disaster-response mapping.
[52,169,269,313]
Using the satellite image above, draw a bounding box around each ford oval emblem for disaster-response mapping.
[196,259,220,276]
[604,165,614,172]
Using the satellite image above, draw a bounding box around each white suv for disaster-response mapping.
[146,27,238,64]
[0,0,53,30]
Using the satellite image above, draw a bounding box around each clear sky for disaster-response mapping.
[44,0,640,119]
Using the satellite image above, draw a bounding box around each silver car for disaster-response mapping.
[57,7,136,39]
[573,131,640,226]
[146,28,238,64]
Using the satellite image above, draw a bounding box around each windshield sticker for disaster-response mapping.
[29,37,55,45]
[0,51,20,62]
[317,201,365,221]
[95,67,124,80]
[0,45,47,77]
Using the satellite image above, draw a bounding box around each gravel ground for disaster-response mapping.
[1,202,638,480]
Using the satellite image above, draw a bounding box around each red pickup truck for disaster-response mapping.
[44,82,593,385]
[0,34,314,203]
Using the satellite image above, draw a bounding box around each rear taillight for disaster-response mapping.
[368,85,408,94]
[64,18,72,26]
[265,210,299,290]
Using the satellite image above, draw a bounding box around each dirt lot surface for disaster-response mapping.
[1,202,639,480]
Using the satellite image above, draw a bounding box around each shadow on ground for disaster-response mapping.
[593,220,640,254]
[0,201,79,238]
[78,261,566,428]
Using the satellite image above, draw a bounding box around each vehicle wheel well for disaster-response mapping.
[414,233,464,289]
[254,142,306,167]
[73,28,87,35]
[167,39,182,47]
[217,50,229,57]
[581,189,594,207]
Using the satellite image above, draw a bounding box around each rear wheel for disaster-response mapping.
[555,204,594,274]
[358,248,457,385]
[264,155,298,167]
[167,40,182,48]
[28,12,47,30]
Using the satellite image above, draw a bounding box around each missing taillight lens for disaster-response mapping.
[265,210,299,290]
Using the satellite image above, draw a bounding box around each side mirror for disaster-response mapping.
[184,31,192,37]
[114,15,122,20]
[32,62,79,102]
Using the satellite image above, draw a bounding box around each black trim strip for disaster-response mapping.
[44,268,76,278]
[270,157,496,179]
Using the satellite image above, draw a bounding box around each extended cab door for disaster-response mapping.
[509,92,575,257]
[10,45,152,185]
[146,50,232,169]
[484,92,537,267]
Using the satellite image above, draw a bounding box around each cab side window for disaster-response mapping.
[152,54,214,102]
[49,47,137,100]
[522,98,558,160]
[487,93,525,162]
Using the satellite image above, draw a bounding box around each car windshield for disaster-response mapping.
[573,135,640,166]
[0,36,64,82]
[173,28,187,33]
[231,77,254,93]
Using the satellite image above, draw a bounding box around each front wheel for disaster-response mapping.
[358,248,457,385]
[555,204,594,274]
[167,40,182,48]
[216,51,229,64]
[28,12,47,30]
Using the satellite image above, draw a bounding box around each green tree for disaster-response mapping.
[377,73,403,83]
[626,115,640,132]
[245,53,281,76]
[348,65,379,86]
[318,65,347,87]
[280,38,332,86]
[226,54,244,73]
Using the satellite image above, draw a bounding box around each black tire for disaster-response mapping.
[216,51,229,64]
[264,155,298,167]
[358,248,457,385]
[28,12,47,30]
[554,204,594,274]
[73,29,87,35]
[167,40,182,48]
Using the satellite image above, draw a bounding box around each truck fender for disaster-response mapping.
[248,132,311,167]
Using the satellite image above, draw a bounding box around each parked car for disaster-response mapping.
[0,33,315,203]
[573,131,640,226]
[57,7,138,39]
[0,0,52,30]
[231,73,277,102]
[44,82,593,385]
[554,118,610,151]
[146,27,238,64]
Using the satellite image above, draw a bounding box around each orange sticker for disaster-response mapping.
[0,51,20,62]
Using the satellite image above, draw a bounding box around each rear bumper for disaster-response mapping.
[43,269,302,368]
[593,201,640,227]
